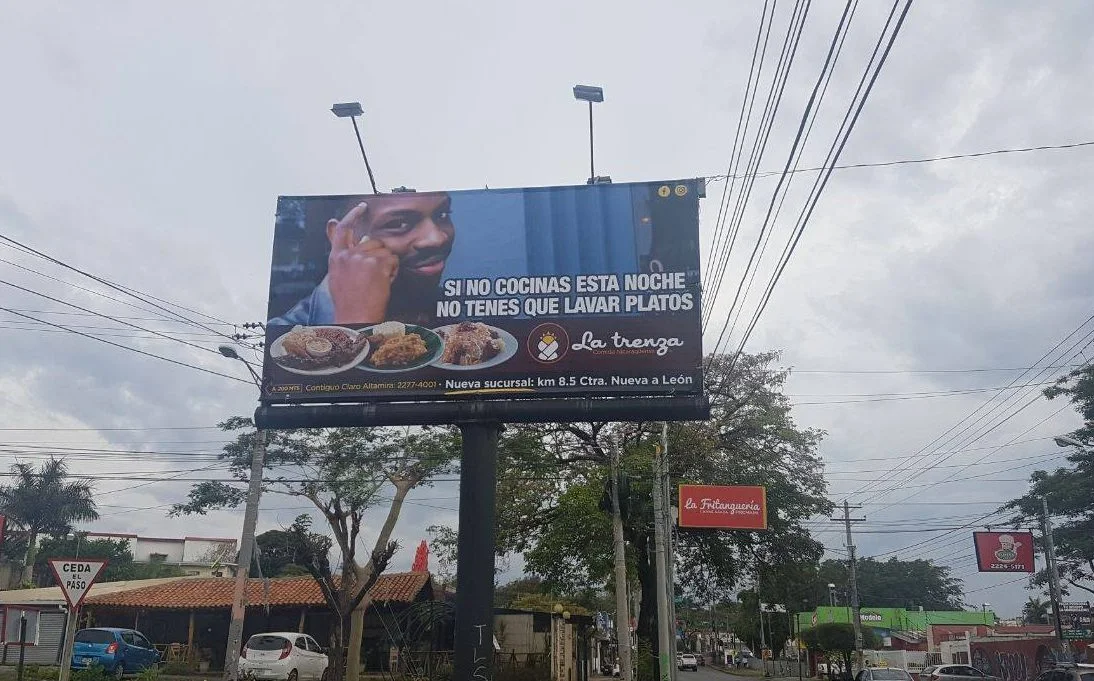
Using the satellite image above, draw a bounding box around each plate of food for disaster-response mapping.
[270,325,370,375]
[432,321,518,370]
[357,321,444,372]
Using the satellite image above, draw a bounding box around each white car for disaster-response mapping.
[239,633,329,681]
[678,654,699,672]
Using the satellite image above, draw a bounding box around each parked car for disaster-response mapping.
[856,668,914,681]
[71,628,160,677]
[239,632,329,681]
[678,653,699,672]
[921,665,1001,681]
[1034,665,1094,681]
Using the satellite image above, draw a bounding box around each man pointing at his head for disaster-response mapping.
[270,192,455,326]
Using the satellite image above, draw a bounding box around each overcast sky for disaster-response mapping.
[1,0,1092,618]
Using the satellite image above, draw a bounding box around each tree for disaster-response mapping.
[0,458,98,581]
[494,576,545,608]
[252,529,326,578]
[1005,363,1094,596]
[1021,596,1049,625]
[33,536,133,586]
[802,623,879,680]
[814,557,964,611]
[172,419,458,681]
[437,351,831,680]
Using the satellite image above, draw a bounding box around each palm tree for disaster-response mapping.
[1021,596,1049,625]
[0,458,99,581]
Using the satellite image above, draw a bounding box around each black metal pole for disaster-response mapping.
[588,101,595,181]
[348,116,379,194]
[16,612,27,681]
[453,422,500,681]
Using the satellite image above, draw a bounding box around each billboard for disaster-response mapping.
[262,179,703,403]
[677,485,768,529]
[973,531,1035,573]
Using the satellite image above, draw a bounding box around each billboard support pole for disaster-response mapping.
[453,421,500,681]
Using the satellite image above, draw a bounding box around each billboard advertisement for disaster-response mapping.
[262,179,703,403]
[973,531,1035,573]
[677,485,768,529]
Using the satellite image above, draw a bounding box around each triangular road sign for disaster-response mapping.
[48,559,108,609]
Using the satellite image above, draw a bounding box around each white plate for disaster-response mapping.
[432,324,518,371]
[270,326,370,376]
[356,325,445,373]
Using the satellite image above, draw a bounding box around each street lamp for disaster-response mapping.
[1053,434,1092,451]
[330,101,379,194]
[828,584,836,607]
[218,345,267,681]
[572,84,605,184]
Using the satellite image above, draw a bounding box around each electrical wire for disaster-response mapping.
[705,140,1094,182]
[722,0,915,373]
[703,0,814,329]
[0,306,251,385]
[0,235,242,344]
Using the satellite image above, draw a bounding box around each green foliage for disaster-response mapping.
[161,659,195,675]
[16,666,61,681]
[71,665,114,681]
[1006,363,1094,597]
[804,623,879,679]
[135,666,161,681]
[1021,597,1049,624]
[33,536,133,586]
[253,528,332,578]
[0,458,99,573]
[815,557,965,611]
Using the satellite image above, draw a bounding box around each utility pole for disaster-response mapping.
[224,429,266,681]
[652,434,673,681]
[834,501,865,670]
[610,446,634,681]
[1041,496,1066,652]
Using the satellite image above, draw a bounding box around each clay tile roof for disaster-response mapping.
[85,573,431,610]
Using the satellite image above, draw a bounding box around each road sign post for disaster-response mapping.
[49,559,108,681]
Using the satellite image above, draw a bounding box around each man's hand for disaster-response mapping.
[326,202,399,324]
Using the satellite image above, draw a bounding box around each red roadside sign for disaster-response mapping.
[48,559,108,608]
[678,485,768,529]
[973,531,1035,573]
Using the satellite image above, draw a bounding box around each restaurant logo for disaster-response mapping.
[973,531,1035,573]
[677,485,769,530]
[529,323,568,363]
[992,534,1020,563]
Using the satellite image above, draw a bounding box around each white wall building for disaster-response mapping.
[84,533,238,577]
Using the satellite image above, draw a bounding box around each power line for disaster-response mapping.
[788,363,1083,375]
[847,315,1094,501]
[0,235,240,343]
[705,140,1094,182]
[722,0,915,373]
[0,306,251,385]
[0,277,226,356]
[703,0,815,331]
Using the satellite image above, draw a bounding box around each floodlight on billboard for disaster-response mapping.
[972,531,1035,573]
[677,485,768,530]
[261,179,704,404]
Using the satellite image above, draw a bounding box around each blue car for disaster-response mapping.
[71,628,160,677]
